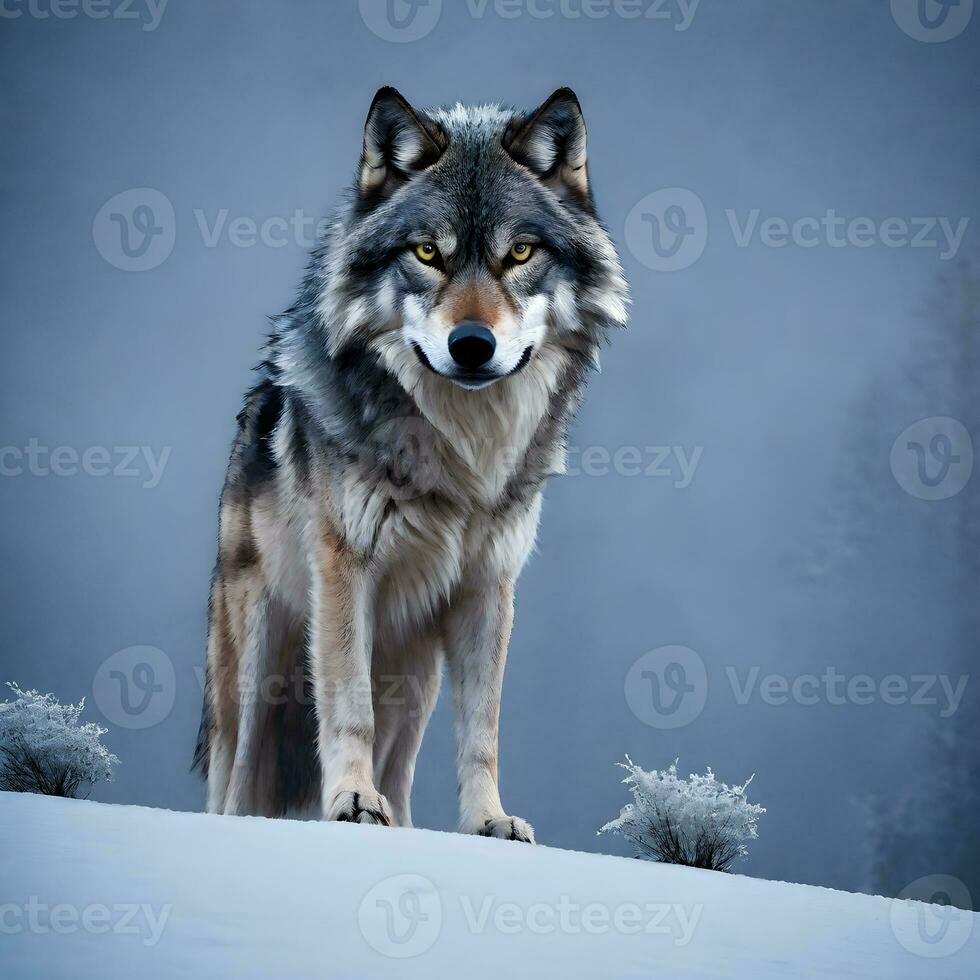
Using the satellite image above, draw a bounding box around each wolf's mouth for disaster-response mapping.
[411,343,439,374]
[412,343,533,390]
[507,346,533,376]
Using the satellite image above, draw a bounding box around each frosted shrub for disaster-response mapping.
[599,757,765,872]
[0,682,119,798]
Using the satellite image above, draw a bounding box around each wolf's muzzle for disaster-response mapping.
[448,321,496,370]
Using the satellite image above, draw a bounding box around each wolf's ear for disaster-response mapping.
[358,87,446,205]
[504,88,592,212]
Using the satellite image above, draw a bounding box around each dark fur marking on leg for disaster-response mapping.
[239,380,283,485]
[191,662,212,776]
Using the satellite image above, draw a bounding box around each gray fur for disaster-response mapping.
[195,88,629,831]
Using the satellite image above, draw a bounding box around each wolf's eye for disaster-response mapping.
[414,242,439,264]
[509,242,534,263]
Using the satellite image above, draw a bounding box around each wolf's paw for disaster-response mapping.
[326,789,392,827]
[478,815,536,844]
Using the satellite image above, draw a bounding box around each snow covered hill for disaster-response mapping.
[0,792,975,978]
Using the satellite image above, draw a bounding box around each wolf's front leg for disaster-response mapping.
[310,530,391,826]
[444,577,535,844]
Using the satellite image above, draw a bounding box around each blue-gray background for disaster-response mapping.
[1,0,977,898]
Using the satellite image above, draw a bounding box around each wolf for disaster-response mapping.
[193,87,628,842]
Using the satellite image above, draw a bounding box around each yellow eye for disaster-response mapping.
[415,242,438,264]
[510,242,534,263]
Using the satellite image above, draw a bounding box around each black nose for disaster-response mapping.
[448,322,496,370]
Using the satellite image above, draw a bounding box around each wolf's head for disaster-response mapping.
[314,88,628,396]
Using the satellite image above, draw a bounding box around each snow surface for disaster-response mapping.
[0,792,976,978]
